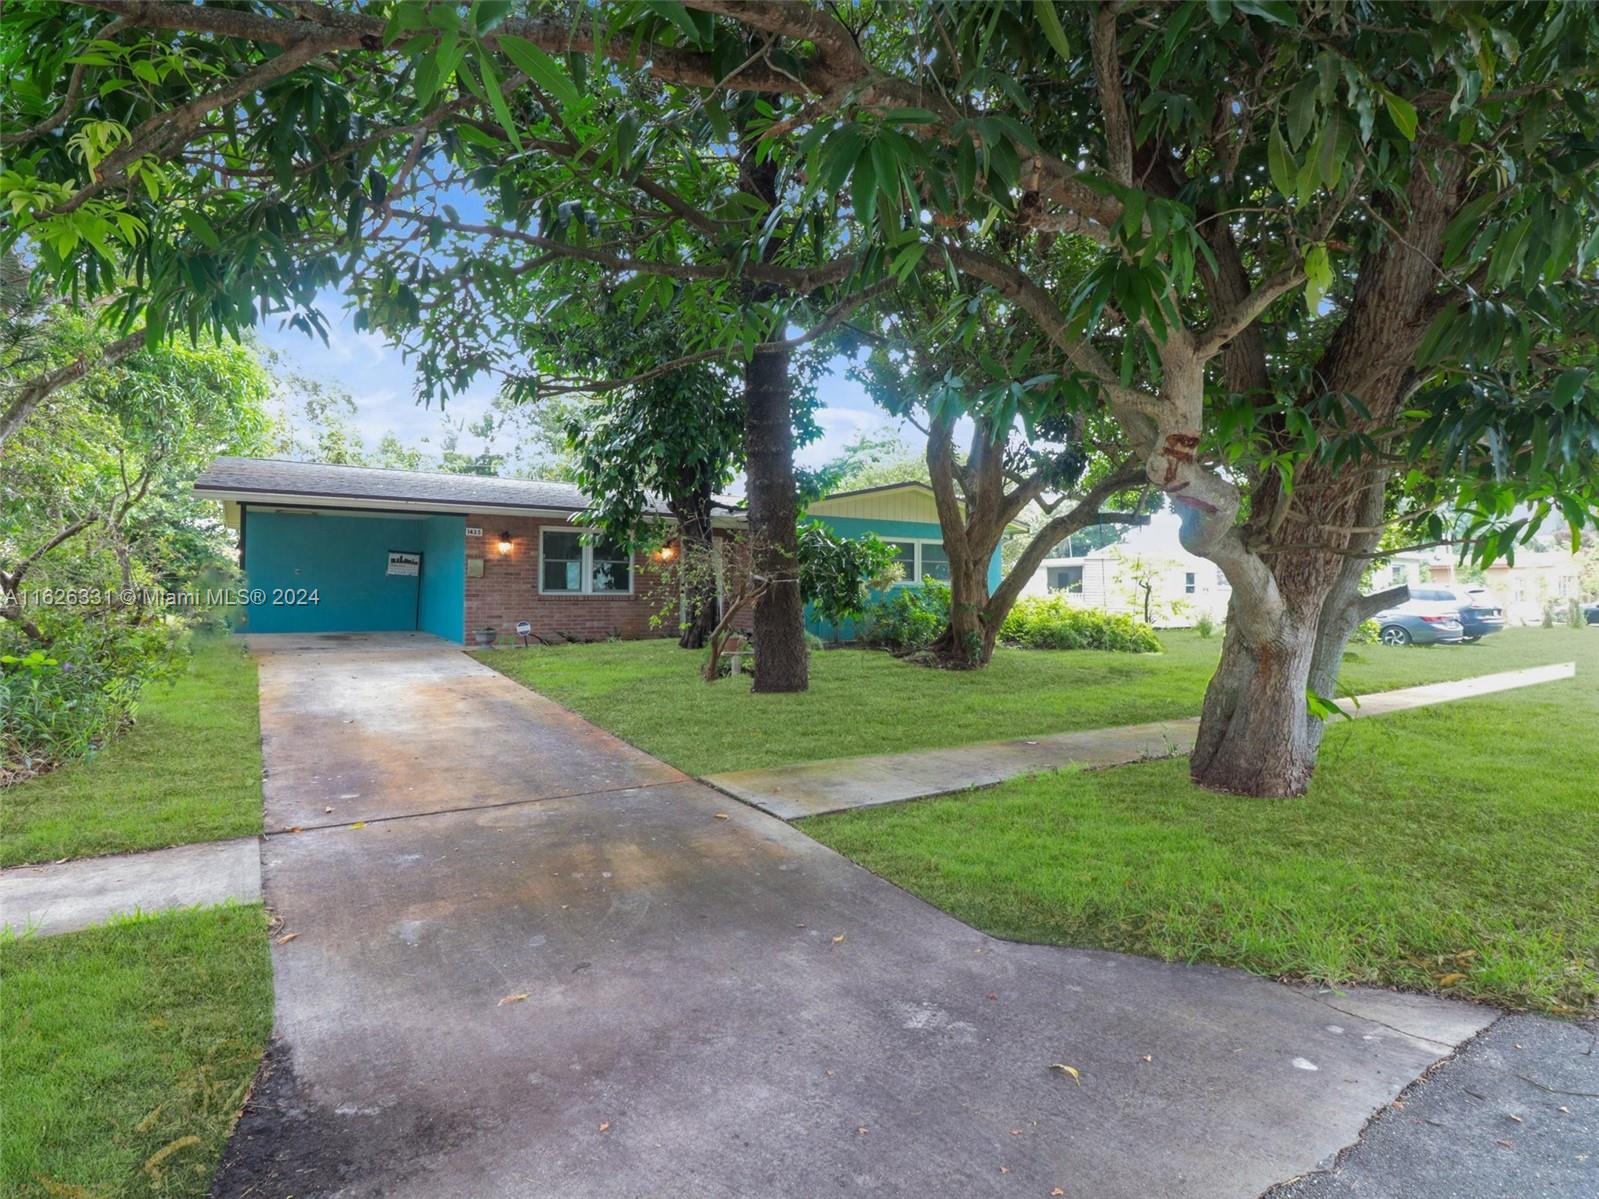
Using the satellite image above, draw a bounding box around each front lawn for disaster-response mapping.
[0,904,274,1198]
[804,629,1599,1014]
[481,627,1586,777]
[0,636,263,867]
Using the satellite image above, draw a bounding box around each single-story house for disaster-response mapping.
[1022,508,1230,627]
[802,482,1005,642]
[193,456,744,644]
[193,459,992,646]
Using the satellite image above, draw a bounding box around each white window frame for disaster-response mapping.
[538,527,635,596]
[883,536,951,586]
[1184,571,1197,594]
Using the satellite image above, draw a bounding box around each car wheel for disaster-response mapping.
[1380,625,1411,646]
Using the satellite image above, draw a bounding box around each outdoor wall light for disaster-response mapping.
[497,532,513,555]
[657,544,677,562]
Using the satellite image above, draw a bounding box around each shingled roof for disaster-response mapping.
[193,456,742,519]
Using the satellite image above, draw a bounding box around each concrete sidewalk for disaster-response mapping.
[0,837,261,936]
[705,661,1576,820]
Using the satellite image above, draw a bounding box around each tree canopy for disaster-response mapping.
[4,0,1596,791]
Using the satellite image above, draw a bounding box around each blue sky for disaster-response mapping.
[254,298,912,483]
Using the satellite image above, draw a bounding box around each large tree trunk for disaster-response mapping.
[742,345,807,692]
[1190,610,1321,794]
[1182,156,1466,796]
[929,554,995,667]
[672,491,719,650]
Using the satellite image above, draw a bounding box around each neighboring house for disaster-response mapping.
[194,456,743,644]
[801,482,1006,643]
[1022,509,1230,627]
[1367,551,1435,593]
[1369,547,1581,625]
[1434,550,1582,625]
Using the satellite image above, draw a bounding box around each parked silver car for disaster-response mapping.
[1372,596,1466,646]
[1409,586,1506,641]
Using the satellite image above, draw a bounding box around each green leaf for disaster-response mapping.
[1315,110,1343,189]
[1306,688,1352,722]
[1295,154,1318,206]
[499,35,579,111]
[181,209,220,250]
[475,52,522,151]
[1551,367,1589,408]
[890,241,927,283]
[1383,90,1418,140]
[850,148,878,228]
[1286,76,1318,149]
[1036,2,1072,62]
[1303,243,1332,314]
[1266,123,1296,198]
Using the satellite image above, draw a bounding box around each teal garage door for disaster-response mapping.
[241,508,464,640]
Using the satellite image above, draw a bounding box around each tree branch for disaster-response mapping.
[532,279,894,396]
[1092,3,1133,188]
[1194,265,1303,360]
[389,208,858,295]
[1,329,144,452]
[1353,584,1410,619]
[985,460,1147,619]
[1,15,133,144]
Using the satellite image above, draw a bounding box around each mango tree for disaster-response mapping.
[6,1,1598,791]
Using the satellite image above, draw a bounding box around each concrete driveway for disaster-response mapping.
[217,634,1494,1198]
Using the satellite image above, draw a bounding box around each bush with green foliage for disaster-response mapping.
[999,597,1164,653]
[798,520,903,643]
[1350,619,1381,645]
[1,621,183,782]
[861,581,951,653]
[1194,614,1216,639]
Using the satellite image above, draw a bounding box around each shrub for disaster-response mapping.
[1350,619,1381,645]
[0,620,183,783]
[1194,613,1216,639]
[861,580,950,652]
[998,596,1163,653]
[1570,599,1588,629]
[803,631,826,651]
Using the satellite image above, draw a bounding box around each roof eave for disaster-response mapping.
[194,484,748,524]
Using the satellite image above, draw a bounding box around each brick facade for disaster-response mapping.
[464,515,677,644]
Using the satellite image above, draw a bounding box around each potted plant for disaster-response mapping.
[473,626,498,647]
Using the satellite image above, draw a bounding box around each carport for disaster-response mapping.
[240,507,465,640]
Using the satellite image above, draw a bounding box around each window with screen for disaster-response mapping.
[541,530,584,593]
[886,540,916,582]
[1050,566,1084,593]
[920,542,951,581]
[541,529,632,594]
[591,536,632,593]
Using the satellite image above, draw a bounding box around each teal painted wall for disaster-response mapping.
[803,514,1002,642]
[241,508,462,638]
[418,515,465,642]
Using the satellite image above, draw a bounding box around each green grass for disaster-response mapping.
[0,904,274,1198]
[1,637,263,867]
[481,627,1585,777]
[803,628,1599,1015]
